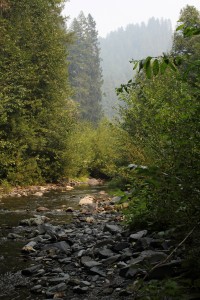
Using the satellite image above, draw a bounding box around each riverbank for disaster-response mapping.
[0,178,104,199]
[0,188,192,300]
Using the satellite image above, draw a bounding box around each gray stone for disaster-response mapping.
[94,239,114,249]
[102,254,121,265]
[110,196,121,204]
[113,242,130,252]
[119,266,145,279]
[90,266,106,277]
[43,241,71,255]
[58,257,72,264]
[22,264,42,276]
[129,230,148,241]
[7,233,23,239]
[104,224,122,234]
[73,286,89,294]
[21,241,37,253]
[30,285,42,293]
[97,246,114,258]
[48,275,70,284]
[47,283,67,293]
[81,256,101,268]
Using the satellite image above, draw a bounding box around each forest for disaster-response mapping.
[0,1,200,299]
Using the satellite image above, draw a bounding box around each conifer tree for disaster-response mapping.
[68,12,103,123]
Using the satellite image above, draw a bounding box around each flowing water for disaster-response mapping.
[0,185,107,300]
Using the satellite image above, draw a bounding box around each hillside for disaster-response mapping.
[99,17,173,117]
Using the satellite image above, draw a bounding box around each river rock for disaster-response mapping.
[81,256,101,268]
[97,246,115,258]
[47,282,67,293]
[22,241,37,253]
[22,264,42,276]
[130,250,168,266]
[90,266,106,277]
[66,207,74,212]
[87,178,102,186]
[36,206,49,212]
[104,224,122,234]
[129,230,148,241]
[73,285,89,294]
[43,241,71,255]
[79,195,95,206]
[7,233,23,239]
[33,192,44,197]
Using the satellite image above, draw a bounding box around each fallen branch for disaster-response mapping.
[143,226,196,281]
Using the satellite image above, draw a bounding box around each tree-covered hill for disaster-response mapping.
[99,18,173,117]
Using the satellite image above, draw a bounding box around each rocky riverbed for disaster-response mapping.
[0,189,186,300]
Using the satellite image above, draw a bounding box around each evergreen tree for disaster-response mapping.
[68,12,103,123]
[0,0,74,184]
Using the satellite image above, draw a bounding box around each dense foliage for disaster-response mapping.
[0,0,75,185]
[117,4,200,237]
[68,12,103,123]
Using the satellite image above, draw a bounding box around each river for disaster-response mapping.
[0,185,107,300]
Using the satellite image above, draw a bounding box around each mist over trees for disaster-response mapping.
[68,12,103,124]
[99,17,173,117]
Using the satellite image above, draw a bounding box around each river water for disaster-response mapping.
[0,185,107,300]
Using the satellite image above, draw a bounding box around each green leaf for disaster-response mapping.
[139,60,144,72]
[144,57,152,79]
[152,59,159,76]
[176,24,185,31]
[168,62,177,72]
[133,61,139,70]
[160,61,168,74]
[173,56,182,66]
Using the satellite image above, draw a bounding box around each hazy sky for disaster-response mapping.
[63,0,200,37]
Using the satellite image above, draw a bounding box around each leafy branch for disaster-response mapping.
[117,22,200,94]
